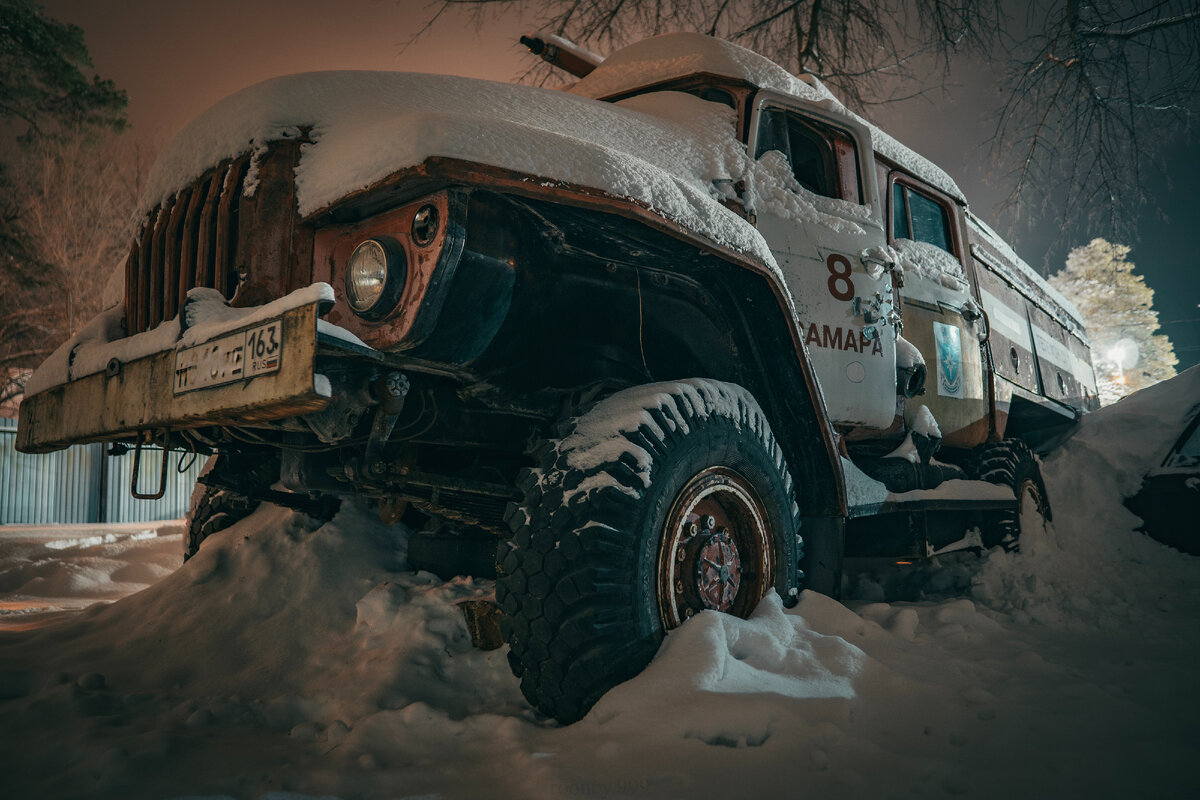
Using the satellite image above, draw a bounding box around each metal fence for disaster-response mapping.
[0,419,205,525]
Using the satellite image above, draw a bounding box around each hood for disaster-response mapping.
[138,70,769,265]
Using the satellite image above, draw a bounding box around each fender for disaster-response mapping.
[308,157,847,516]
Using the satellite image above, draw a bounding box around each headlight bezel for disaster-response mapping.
[345,236,407,320]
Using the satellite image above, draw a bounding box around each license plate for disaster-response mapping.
[173,320,283,395]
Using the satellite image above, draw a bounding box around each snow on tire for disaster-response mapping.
[182,453,271,560]
[966,439,1051,550]
[184,484,257,561]
[497,379,800,723]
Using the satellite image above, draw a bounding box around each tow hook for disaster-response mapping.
[365,372,410,471]
[130,430,170,500]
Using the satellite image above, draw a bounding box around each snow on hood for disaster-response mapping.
[142,34,962,273]
[139,70,770,267]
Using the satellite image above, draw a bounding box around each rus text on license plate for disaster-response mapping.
[173,320,282,395]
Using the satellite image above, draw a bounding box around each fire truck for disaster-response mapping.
[17,33,1097,722]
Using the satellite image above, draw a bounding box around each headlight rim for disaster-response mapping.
[345,236,407,321]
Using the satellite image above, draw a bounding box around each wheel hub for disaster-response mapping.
[657,467,773,628]
[695,529,741,611]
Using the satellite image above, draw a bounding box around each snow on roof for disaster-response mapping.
[569,31,826,103]
[140,70,772,271]
[867,124,964,203]
[570,32,965,202]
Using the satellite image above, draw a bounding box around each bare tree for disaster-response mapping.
[414,1,1198,238]
[994,1,1200,239]
[0,0,128,409]
[418,0,1001,109]
[0,130,144,407]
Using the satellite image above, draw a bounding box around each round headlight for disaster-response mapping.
[345,238,405,318]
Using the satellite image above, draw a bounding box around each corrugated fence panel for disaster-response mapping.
[0,420,205,524]
[0,425,101,524]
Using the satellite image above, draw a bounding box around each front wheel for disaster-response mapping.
[183,452,276,560]
[497,380,801,723]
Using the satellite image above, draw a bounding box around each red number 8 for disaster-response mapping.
[826,253,855,301]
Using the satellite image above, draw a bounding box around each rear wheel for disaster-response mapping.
[498,380,801,723]
[967,439,1051,550]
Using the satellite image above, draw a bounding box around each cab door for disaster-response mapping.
[887,175,989,447]
[747,92,897,429]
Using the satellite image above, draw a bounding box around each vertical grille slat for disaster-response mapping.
[162,186,191,322]
[214,157,250,299]
[213,162,238,297]
[122,245,139,337]
[179,180,209,312]
[147,200,173,330]
[135,216,152,334]
[125,153,254,335]
[195,169,223,291]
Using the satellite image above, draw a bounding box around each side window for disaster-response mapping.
[684,86,735,109]
[892,183,907,243]
[756,108,861,204]
[892,182,954,254]
[1167,421,1200,468]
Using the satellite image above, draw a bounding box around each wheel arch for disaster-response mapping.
[465,191,847,518]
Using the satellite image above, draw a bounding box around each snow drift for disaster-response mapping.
[2,373,1198,798]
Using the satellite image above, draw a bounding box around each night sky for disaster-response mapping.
[42,0,1200,370]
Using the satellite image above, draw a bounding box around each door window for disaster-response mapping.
[893,183,953,254]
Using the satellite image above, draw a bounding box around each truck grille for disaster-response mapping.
[124,156,251,334]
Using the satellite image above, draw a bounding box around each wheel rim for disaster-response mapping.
[657,467,774,629]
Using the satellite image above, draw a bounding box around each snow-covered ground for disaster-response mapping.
[0,522,183,630]
[1,369,1197,800]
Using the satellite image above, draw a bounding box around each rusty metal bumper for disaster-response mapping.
[16,302,330,454]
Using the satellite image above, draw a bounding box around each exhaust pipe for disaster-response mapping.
[520,32,603,78]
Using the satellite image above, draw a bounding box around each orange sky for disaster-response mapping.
[45,0,534,143]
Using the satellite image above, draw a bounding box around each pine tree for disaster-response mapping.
[1049,238,1178,405]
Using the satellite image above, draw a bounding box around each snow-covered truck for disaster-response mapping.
[16,33,1097,722]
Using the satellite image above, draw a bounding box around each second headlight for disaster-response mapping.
[345,237,406,319]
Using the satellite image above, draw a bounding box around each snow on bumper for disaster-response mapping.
[16,300,329,454]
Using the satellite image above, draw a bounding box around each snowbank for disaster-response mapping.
[971,365,1200,627]
[0,523,182,621]
[2,371,1198,798]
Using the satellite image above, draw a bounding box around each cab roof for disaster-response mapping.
[570,32,965,203]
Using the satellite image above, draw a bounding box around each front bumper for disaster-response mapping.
[17,302,329,454]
